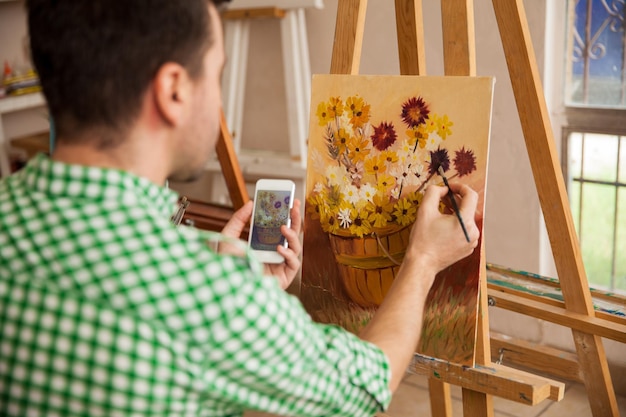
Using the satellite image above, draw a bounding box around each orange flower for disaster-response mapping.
[346,95,371,128]
[347,135,371,163]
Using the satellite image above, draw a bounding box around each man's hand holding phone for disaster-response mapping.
[220,179,302,290]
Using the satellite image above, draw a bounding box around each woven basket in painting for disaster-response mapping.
[256,226,283,245]
[328,224,411,308]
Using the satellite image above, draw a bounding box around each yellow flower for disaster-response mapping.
[364,154,387,176]
[425,115,438,134]
[335,128,351,154]
[437,114,453,139]
[306,193,328,221]
[379,150,399,165]
[367,194,394,228]
[323,210,341,234]
[349,208,372,237]
[405,190,424,208]
[347,135,371,163]
[327,96,344,118]
[377,173,396,193]
[393,198,417,226]
[346,95,371,128]
[316,102,334,126]
[405,126,428,149]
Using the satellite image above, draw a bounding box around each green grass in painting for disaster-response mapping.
[301,264,479,364]
[419,282,478,364]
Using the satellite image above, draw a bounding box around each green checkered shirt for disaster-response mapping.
[0,155,391,416]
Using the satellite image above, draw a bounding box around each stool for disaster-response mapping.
[221,0,323,166]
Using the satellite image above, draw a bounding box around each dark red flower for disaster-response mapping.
[371,121,397,151]
[428,147,450,175]
[401,96,430,128]
[454,146,477,177]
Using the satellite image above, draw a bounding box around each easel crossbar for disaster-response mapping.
[409,354,565,405]
[488,290,626,343]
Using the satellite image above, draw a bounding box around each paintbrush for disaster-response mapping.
[437,166,471,242]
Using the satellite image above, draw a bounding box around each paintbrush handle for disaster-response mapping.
[438,167,471,242]
[446,188,471,242]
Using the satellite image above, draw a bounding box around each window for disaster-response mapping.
[562,0,626,292]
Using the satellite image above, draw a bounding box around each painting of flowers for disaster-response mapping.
[250,190,291,250]
[301,75,494,366]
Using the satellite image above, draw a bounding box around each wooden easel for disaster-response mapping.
[325,0,619,416]
[215,110,249,209]
[210,0,620,416]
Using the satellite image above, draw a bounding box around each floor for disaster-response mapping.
[244,372,626,417]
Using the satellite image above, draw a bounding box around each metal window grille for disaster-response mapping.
[563,0,626,292]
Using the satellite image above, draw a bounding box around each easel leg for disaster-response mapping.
[458,292,495,417]
[330,0,368,75]
[572,331,620,416]
[216,110,249,209]
[462,247,495,417]
[462,388,494,417]
[429,379,453,417]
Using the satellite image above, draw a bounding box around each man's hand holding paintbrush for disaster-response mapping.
[403,179,480,275]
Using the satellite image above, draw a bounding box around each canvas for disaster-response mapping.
[301,75,494,366]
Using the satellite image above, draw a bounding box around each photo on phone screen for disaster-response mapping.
[248,179,295,263]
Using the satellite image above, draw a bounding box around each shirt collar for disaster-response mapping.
[22,154,180,219]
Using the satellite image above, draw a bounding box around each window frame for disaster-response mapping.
[550,0,626,292]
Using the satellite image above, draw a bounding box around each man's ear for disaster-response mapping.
[153,62,192,126]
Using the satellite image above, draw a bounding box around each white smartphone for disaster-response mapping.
[248,179,296,264]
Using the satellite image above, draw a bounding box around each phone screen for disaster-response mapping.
[250,189,292,251]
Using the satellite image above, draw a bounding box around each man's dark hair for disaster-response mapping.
[27,0,229,146]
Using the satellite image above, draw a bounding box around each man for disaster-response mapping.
[0,0,480,415]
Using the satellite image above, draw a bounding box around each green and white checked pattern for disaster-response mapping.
[0,155,391,417]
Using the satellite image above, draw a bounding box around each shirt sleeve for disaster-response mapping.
[182,249,392,417]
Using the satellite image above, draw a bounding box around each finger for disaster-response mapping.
[281,223,302,257]
[290,199,302,235]
[221,200,253,237]
[277,244,300,272]
[420,185,448,214]
[448,183,478,219]
[447,184,481,244]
